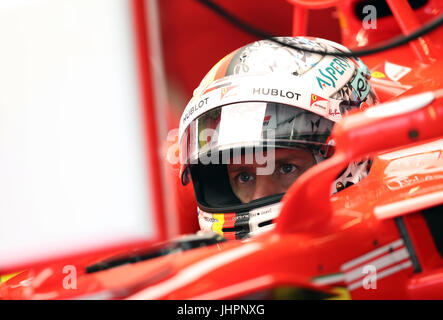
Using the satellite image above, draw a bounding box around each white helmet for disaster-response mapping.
[178,37,378,240]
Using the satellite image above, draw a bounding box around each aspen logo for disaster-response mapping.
[316,56,351,90]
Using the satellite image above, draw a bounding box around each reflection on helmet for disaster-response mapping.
[179,36,378,240]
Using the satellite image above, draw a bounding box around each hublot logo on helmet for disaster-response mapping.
[183,97,209,124]
[252,88,301,100]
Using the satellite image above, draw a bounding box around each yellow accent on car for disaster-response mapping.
[327,286,352,300]
[0,271,23,283]
[371,71,386,78]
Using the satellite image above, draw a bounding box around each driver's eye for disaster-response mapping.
[238,172,254,184]
[278,164,297,175]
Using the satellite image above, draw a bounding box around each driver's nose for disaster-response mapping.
[250,175,278,202]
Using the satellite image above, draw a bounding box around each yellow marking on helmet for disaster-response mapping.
[212,214,225,236]
[192,56,228,101]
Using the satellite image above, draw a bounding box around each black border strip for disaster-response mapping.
[394,217,422,273]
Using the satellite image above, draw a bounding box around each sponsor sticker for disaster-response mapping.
[316,56,352,90]
[384,62,411,82]
[310,93,328,110]
[351,72,370,100]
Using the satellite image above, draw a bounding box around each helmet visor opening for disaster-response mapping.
[181,102,336,212]
[180,102,335,167]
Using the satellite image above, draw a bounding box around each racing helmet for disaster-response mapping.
[178,37,378,240]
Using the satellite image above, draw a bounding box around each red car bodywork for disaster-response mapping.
[1,0,442,300]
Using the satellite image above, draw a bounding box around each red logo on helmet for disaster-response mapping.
[310,94,327,107]
[220,85,238,100]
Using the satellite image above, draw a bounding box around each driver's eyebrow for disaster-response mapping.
[274,155,303,165]
[228,155,304,174]
[227,164,256,174]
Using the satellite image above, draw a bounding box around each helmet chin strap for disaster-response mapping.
[197,202,282,240]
